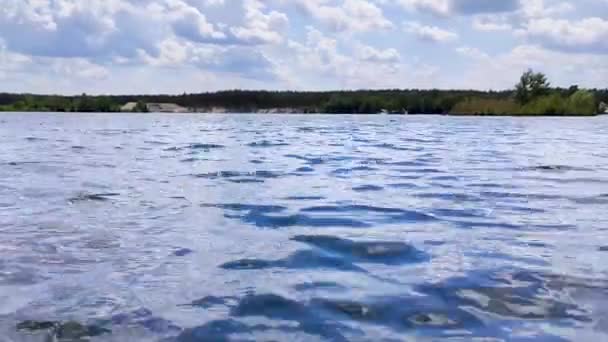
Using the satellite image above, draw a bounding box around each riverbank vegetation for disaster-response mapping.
[1,71,605,115]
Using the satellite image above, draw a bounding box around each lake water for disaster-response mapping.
[1,113,607,341]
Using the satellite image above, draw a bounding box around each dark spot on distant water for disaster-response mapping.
[249,159,264,164]
[424,240,445,246]
[247,140,289,147]
[220,259,273,270]
[599,246,608,252]
[184,296,236,309]
[292,235,428,265]
[25,137,47,142]
[71,145,85,150]
[173,248,194,257]
[5,161,45,166]
[353,185,383,192]
[180,158,200,163]
[408,313,459,327]
[450,220,522,230]
[201,203,287,213]
[431,208,486,218]
[283,196,325,201]
[144,140,170,145]
[332,166,378,175]
[295,166,314,172]
[194,171,282,179]
[227,178,266,184]
[166,143,225,151]
[69,192,120,202]
[398,168,444,174]
[294,282,347,292]
[431,175,461,181]
[189,143,225,150]
[525,165,590,172]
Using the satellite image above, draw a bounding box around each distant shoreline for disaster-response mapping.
[1,85,607,116]
[0,111,604,117]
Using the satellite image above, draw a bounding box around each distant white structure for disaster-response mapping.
[120,102,137,112]
[146,103,189,113]
[600,102,608,114]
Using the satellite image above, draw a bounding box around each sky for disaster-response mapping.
[0,0,607,94]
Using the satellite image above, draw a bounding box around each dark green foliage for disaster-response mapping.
[515,69,551,105]
[0,77,603,115]
[134,100,148,112]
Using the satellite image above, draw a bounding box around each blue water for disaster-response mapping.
[1,113,607,341]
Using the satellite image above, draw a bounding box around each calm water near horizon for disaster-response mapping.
[1,113,607,341]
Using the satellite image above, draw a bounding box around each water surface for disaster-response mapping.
[1,113,607,341]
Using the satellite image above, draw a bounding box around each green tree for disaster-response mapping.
[566,90,596,115]
[515,69,550,104]
[134,100,148,112]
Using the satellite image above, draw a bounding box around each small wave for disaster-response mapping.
[291,235,428,265]
[68,192,120,203]
[24,137,47,142]
[172,248,194,257]
[524,165,591,172]
[353,185,384,192]
[295,166,315,172]
[189,143,225,150]
[220,250,367,272]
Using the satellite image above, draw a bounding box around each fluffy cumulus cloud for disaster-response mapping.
[295,0,393,32]
[0,0,606,93]
[404,22,458,42]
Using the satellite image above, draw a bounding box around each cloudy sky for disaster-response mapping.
[0,0,607,94]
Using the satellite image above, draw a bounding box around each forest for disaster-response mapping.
[1,71,606,115]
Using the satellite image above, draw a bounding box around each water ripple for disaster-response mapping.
[2,113,607,342]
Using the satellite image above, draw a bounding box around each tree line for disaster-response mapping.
[1,71,606,115]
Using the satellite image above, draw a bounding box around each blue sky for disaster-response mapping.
[0,0,607,94]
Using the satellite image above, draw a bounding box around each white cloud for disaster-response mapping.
[518,17,608,53]
[472,15,512,31]
[296,0,394,32]
[356,44,401,63]
[404,22,458,42]
[0,0,605,93]
[230,0,289,44]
